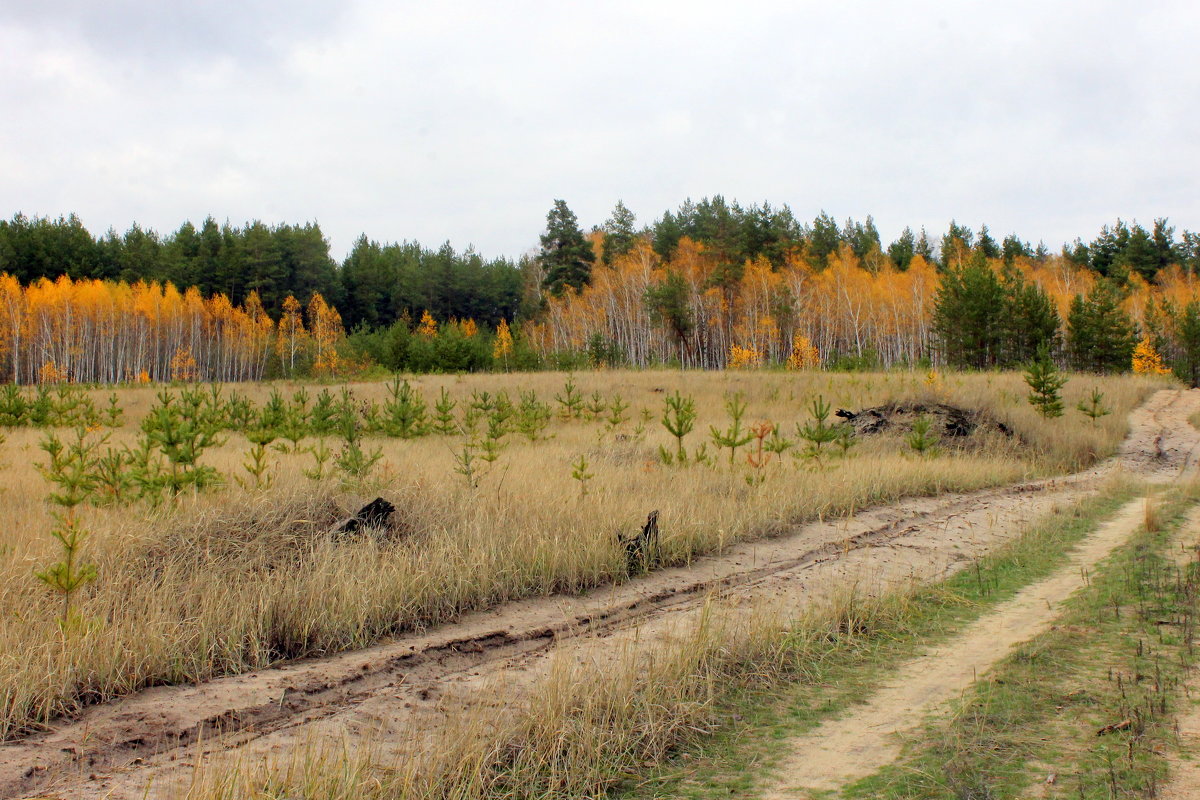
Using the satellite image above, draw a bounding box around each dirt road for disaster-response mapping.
[4,389,1198,800]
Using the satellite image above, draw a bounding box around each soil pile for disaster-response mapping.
[836,401,1013,440]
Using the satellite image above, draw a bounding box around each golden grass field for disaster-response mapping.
[0,369,1166,743]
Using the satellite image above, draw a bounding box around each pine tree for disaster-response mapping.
[933,251,1005,368]
[1024,345,1066,418]
[1066,280,1135,373]
[1177,301,1200,388]
[601,201,638,266]
[539,200,595,295]
[1000,266,1059,366]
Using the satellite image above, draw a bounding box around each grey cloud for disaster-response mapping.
[0,0,345,63]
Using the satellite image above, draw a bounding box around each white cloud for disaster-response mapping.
[1,0,1197,258]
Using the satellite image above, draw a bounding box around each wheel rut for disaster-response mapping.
[4,388,1198,800]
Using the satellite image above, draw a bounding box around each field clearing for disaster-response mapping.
[0,370,1166,754]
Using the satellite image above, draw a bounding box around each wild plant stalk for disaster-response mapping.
[334,404,382,484]
[453,441,481,488]
[745,421,774,485]
[272,389,310,453]
[103,393,124,428]
[303,438,335,481]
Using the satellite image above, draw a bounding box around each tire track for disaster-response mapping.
[6,389,1197,800]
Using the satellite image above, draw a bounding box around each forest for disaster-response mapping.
[1,199,1199,383]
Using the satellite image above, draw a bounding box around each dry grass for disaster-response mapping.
[0,369,1165,739]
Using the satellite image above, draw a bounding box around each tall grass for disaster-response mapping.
[0,370,1164,739]
[186,479,1153,800]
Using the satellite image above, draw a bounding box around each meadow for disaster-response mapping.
[0,369,1163,741]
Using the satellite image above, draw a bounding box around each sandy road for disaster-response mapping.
[3,388,1198,800]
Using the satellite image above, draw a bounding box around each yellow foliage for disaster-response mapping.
[38,360,68,384]
[1132,338,1171,375]
[493,318,513,363]
[786,333,820,370]
[460,318,478,338]
[728,343,763,370]
[169,346,199,382]
[417,310,438,338]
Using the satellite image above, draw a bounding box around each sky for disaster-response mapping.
[2,0,1198,261]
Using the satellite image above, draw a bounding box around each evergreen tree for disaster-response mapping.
[940,220,974,269]
[1116,222,1158,282]
[601,200,638,266]
[1176,301,1200,388]
[1066,280,1135,373]
[806,211,841,269]
[539,199,595,295]
[932,251,1004,368]
[644,271,694,361]
[1024,345,1066,418]
[914,227,936,262]
[1001,233,1030,264]
[888,227,916,270]
[1000,266,1059,365]
[976,224,1000,259]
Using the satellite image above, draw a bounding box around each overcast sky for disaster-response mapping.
[2,1,1197,261]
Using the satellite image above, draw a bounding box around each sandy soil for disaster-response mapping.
[3,388,1197,800]
[760,498,1153,798]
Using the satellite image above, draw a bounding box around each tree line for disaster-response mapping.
[5,201,1200,383]
[0,214,524,332]
[530,198,1200,382]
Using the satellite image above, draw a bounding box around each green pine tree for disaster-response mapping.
[1024,346,1067,418]
[601,200,638,266]
[1066,279,1135,373]
[539,200,596,295]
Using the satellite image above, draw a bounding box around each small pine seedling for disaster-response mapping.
[796,394,840,465]
[571,454,594,497]
[709,393,753,465]
[1076,387,1110,426]
[659,390,697,465]
[907,415,940,457]
[1024,346,1066,418]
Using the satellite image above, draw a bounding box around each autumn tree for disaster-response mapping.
[307,293,344,375]
[276,294,308,375]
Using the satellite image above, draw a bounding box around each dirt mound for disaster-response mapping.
[835,402,1013,440]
